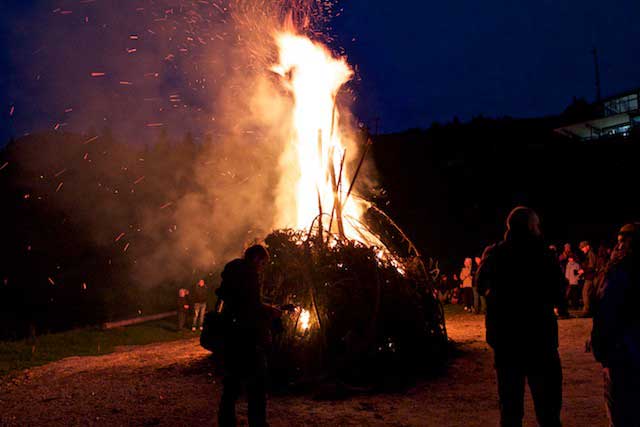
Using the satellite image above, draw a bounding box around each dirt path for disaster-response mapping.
[0,313,608,426]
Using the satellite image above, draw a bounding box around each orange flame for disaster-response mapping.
[272,31,381,246]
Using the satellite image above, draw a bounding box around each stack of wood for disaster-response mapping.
[262,228,448,390]
[257,130,447,390]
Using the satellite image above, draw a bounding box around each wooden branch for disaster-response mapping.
[327,151,346,241]
[328,149,345,240]
[102,311,176,329]
[342,138,372,206]
[316,129,324,243]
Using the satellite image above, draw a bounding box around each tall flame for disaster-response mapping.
[272,31,374,244]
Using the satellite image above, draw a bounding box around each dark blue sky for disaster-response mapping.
[2,0,639,141]
[332,0,640,131]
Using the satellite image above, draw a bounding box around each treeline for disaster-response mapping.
[2,105,638,339]
[371,113,640,273]
[0,129,213,339]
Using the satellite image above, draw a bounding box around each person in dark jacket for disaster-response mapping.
[591,223,640,427]
[477,206,565,427]
[549,245,571,319]
[596,244,612,276]
[579,240,598,317]
[177,287,190,330]
[472,256,487,314]
[191,279,208,331]
[558,243,574,271]
[437,274,453,304]
[216,244,278,427]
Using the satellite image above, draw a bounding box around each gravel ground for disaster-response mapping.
[0,313,608,426]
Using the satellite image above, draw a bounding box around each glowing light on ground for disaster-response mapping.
[299,309,311,331]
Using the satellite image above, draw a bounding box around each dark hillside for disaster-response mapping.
[372,117,639,271]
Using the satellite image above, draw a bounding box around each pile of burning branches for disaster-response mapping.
[224,24,448,390]
[262,226,447,390]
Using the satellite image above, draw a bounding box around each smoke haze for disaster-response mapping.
[1,0,375,297]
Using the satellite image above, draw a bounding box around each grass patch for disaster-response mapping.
[0,318,194,378]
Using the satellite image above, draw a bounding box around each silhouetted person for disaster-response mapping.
[591,223,640,427]
[437,274,452,304]
[558,243,574,271]
[192,279,208,331]
[477,207,565,427]
[579,241,598,317]
[177,287,190,330]
[550,245,570,319]
[451,273,461,305]
[216,244,277,427]
[596,244,612,275]
[472,256,486,314]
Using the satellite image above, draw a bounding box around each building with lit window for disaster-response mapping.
[555,88,640,141]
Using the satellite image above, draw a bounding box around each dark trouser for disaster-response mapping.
[462,287,474,309]
[218,343,267,427]
[566,285,581,309]
[556,282,569,316]
[177,309,187,330]
[604,364,640,427]
[437,289,451,304]
[582,279,594,315]
[192,302,207,328]
[494,349,562,427]
[473,287,487,313]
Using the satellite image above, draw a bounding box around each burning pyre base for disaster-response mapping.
[263,229,448,391]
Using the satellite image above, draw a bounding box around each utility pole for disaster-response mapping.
[591,47,602,102]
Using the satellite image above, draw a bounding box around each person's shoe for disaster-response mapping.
[191,327,196,331]
[199,326,203,331]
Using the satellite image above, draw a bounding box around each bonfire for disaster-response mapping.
[251,25,448,388]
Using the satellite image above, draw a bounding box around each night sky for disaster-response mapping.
[1,0,640,142]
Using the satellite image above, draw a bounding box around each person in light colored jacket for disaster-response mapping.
[460,258,474,312]
[565,257,581,309]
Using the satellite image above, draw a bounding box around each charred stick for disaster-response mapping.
[342,138,372,206]
[316,188,323,243]
[316,129,324,243]
[327,151,346,240]
[310,281,328,352]
[327,149,345,240]
[329,98,337,141]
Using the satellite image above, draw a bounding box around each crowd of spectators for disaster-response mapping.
[444,206,639,426]
[436,240,614,318]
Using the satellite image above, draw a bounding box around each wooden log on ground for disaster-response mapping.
[102,311,177,329]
